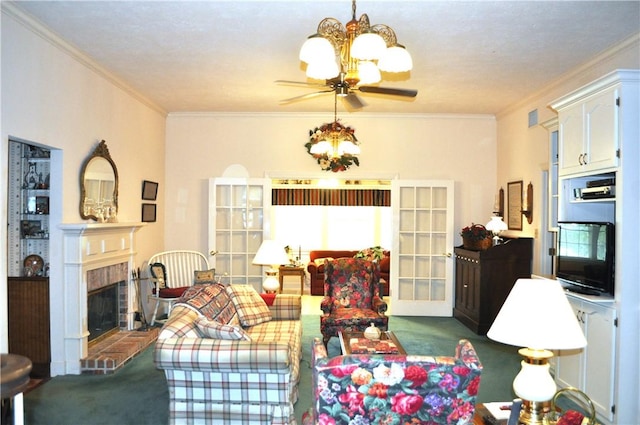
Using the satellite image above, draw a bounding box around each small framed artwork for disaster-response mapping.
[507,180,523,230]
[141,203,157,222]
[36,196,49,215]
[142,180,158,201]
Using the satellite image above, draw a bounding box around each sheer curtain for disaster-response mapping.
[271,205,392,262]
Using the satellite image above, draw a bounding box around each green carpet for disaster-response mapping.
[24,315,520,424]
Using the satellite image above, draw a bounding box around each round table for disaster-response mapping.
[1,354,32,425]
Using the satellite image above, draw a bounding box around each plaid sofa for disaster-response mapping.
[154,283,302,424]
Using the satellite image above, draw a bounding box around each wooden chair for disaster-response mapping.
[147,250,210,325]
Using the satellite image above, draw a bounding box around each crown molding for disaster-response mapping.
[2,2,167,116]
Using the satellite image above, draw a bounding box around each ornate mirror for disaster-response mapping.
[79,140,118,221]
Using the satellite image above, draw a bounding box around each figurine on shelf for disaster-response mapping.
[23,162,39,189]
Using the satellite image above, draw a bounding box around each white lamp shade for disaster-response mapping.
[487,278,587,350]
[357,60,381,84]
[351,32,386,60]
[299,35,335,64]
[337,141,360,155]
[486,216,508,233]
[305,59,340,80]
[378,45,413,72]
[252,240,289,267]
[310,140,332,155]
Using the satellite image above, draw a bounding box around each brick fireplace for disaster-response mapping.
[58,222,144,375]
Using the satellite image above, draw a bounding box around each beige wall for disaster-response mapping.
[165,113,497,253]
[1,10,166,354]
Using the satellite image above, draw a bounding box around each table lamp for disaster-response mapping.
[487,278,587,425]
[486,216,508,246]
[252,240,289,293]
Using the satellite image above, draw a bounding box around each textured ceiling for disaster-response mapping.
[6,1,640,115]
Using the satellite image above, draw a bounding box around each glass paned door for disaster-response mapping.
[209,177,269,291]
[391,180,454,316]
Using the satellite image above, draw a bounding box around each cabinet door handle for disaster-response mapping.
[578,154,584,165]
[582,153,588,164]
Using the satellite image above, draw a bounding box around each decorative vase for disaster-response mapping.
[364,323,381,340]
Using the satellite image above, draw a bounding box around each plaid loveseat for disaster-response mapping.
[154,283,302,424]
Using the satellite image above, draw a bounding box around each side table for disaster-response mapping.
[278,266,305,294]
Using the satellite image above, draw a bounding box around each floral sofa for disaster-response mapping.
[303,337,483,425]
[154,283,302,424]
[308,249,390,296]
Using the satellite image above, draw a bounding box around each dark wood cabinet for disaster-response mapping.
[453,238,533,334]
[8,277,50,378]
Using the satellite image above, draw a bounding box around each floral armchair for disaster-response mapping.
[320,258,388,347]
[303,337,483,425]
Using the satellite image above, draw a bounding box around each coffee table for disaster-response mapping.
[338,330,407,355]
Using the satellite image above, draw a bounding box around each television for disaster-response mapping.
[557,221,615,296]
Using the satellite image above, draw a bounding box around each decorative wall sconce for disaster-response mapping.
[522,182,533,224]
[493,187,505,217]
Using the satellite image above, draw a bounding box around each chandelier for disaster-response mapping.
[299,0,413,85]
[305,94,361,172]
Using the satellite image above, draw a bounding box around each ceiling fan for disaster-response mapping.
[277,0,417,109]
[276,73,417,109]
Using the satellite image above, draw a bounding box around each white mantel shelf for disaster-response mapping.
[56,222,145,375]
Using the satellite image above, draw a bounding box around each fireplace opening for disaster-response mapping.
[88,283,120,343]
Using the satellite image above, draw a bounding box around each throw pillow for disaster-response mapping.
[175,283,240,326]
[194,268,216,285]
[225,284,272,327]
[313,257,333,267]
[195,317,251,340]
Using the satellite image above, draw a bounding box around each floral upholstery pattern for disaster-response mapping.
[303,337,483,425]
[320,258,388,347]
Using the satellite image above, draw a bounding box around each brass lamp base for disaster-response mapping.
[518,399,552,425]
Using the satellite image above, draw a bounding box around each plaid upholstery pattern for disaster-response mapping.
[155,292,302,425]
[225,284,272,327]
[195,317,251,341]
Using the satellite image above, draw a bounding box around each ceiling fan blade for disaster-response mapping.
[275,80,329,88]
[343,93,365,109]
[279,89,335,104]
[358,86,418,97]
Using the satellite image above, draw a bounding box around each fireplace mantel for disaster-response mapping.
[57,222,145,375]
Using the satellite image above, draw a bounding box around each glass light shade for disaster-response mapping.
[337,141,360,155]
[310,140,332,154]
[252,240,289,267]
[486,216,508,233]
[378,45,413,72]
[357,61,381,84]
[351,32,386,60]
[488,278,586,350]
[306,59,340,80]
[299,35,335,64]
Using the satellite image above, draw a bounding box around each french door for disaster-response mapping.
[391,180,455,316]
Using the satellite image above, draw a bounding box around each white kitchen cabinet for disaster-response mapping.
[553,79,619,176]
[554,294,616,423]
[549,69,640,424]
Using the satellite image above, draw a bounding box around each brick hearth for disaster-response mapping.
[81,328,158,374]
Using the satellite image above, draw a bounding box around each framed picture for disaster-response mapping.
[36,196,49,215]
[507,180,523,230]
[141,180,158,201]
[141,203,157,222]
[21,220,42,238]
